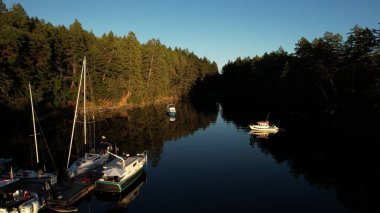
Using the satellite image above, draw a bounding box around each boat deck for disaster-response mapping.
[105,156,142,169]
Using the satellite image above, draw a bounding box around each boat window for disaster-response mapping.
[133,163,137,167]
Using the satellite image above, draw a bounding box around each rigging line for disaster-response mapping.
[32,104,47,170]
[29,116,34,167]
[35,114,58,172]
[93,114,96,151]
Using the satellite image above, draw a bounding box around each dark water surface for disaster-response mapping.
[2,101,379,212]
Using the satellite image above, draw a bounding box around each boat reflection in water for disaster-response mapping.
[166,113,176,122]
[95,171,147,210]
[249,130,277,144]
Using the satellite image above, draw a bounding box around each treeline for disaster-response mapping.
[0,1,218,110]
[211,24,380,113]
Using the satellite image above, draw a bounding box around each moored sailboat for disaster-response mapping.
[12,84,58,184]
[66,57,111,179]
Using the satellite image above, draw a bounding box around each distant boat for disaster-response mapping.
[66,57,111,179]
[249,121,279,133]
[166,104,176,117]
[95,151,146,193]
[249,112,279,133]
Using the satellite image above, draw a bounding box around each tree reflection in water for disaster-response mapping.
[220,100,380,212]
[1,101,218,171]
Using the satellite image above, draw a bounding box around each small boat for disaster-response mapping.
[13,169,57,184]
[249,121,279,133]
[0,189,40,213]
[95,151,146,193]
[166,104,176,116]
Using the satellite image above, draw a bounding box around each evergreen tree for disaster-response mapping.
[142,39,164,99]
[120,32,143,103]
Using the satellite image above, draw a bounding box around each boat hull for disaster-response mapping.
[95,168,144,193]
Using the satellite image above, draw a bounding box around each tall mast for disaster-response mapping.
[83,56,87,145]
[67,58,85,169]
[266,112,271,121]
[29,84,39,163]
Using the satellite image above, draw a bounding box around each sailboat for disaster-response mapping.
[0,166,17,189]
[66,57,111,179]
[12,84,57,183]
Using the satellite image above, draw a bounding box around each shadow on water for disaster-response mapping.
[219,100,380,212]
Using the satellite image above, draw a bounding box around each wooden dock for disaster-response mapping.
[46,169,103,206]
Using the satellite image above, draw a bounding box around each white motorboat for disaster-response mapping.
[166,104,176,116]
[249,121,279,133]
[95,151,146,193]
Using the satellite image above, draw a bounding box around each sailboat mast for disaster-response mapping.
[83,56,87,145]
[29,84,39,163]
[67,59,85,169]
[266,112,271,121]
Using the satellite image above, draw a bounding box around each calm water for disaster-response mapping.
[76,104,358,212]
[2,101,379,212]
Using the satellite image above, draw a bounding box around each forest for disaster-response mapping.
[207,24,380,114]
[1,1,380,117]
[0,1,218,111]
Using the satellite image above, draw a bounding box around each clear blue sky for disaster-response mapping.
[3,0,380,70]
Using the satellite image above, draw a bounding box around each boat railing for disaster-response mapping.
[107,151,125,168]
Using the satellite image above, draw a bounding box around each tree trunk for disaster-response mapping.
[70,62,77,89]
[147,54,154,88]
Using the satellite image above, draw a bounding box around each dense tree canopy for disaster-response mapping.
[214,24,380,113]
[0,1,218,110]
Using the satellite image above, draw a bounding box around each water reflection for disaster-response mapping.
[219,100,380,212]
[3,99,380,211]
[166,113,176,122]
[1,101,219,171]
[249,130,272,142]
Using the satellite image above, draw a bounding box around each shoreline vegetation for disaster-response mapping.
[0,1,218,112]
[1,0,379,127]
